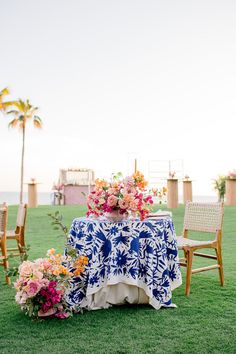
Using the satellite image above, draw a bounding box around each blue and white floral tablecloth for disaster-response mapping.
[65,217,182,310]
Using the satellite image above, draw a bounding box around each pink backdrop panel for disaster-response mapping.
[64,185,95,205]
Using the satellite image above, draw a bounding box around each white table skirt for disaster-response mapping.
[81,283,150,310]
[81,282,179,310]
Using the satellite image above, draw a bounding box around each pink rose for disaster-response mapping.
[107,187,117,195]
[129,199,139,211]
[39,278,50,288]
[18,261,33,278]
[42,260,52,271]
[107,195,118,207]
[118,199,129,209]
[26,280,41,297]
[123,193,134,203]
[124,176,134,190]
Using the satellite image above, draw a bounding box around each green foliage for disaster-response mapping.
[213,175,226,201]
[47,210,77,258]
[48,210,68,237]
[0,87,14,111]
[112,171,123,180]
[6,244,30,277]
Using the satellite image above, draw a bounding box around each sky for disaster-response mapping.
[1,0,236,196]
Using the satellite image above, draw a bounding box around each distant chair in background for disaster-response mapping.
[7,203,28,257]
[177,202,224,296]
[0,204,10,284]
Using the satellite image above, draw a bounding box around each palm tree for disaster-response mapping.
[0,87,14,110]
[6,99,42,203]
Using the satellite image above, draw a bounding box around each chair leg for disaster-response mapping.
[3,259,11,285]
[183,249,187,260]
[5,275,11,285]
[20,237,25,249]
[15,235,25,256]
[185,250,193,296]
[19,234,26,255]
[18,241,25,256]
[17,240,22,255]
[215,247,224,286]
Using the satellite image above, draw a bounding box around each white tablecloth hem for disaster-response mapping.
[81,276,181,310]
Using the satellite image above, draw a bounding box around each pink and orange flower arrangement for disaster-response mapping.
[87,171,153,220]
[149,186,167,204]
[227,170,236,179]
[14,249,88,319]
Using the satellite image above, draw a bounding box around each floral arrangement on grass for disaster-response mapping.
[87,171,153,220]
[14,249,88,319]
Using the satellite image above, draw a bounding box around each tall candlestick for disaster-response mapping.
[134,158,137,173]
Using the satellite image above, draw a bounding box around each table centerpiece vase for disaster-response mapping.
[105,210,127,222]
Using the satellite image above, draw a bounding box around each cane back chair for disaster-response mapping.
[0,204,10,284]
[7,203,28,257]
[177,202,224,296]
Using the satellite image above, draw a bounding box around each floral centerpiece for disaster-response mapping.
[14,249,88,319]
[183,174,190,181]
[227,170,236,179]
[149,186,167,204]
[213,175,226,202]
[52,182,64,205]
[87,171,153,220]
[168,171,176,179]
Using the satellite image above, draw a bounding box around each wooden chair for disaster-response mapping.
[177,202,224,296]
[7,203,28,257]
[0,205,10,284]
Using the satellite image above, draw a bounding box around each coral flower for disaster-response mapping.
[47,248,56,257]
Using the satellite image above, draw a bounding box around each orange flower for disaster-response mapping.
[74,255,88,267]
[132,171,148,191]
[73,255,88,276]
[73,267,84,277]
[53,265,70,276]
[47,248,56,256]
[95,179,109,189]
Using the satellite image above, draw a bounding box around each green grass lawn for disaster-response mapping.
[1,204,236,354]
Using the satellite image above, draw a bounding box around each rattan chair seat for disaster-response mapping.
[177,236,213,249]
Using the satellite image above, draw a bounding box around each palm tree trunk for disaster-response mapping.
[20,125,25,203]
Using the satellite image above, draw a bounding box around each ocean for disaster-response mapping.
[0,191,218,205]
[0,192,52,205]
